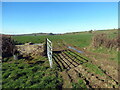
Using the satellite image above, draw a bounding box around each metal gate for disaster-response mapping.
[46,38,53,68]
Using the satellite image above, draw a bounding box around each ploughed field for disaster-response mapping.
[52,44,119,88]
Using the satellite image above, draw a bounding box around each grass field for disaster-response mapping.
[3,29,119,88]
[13,32,93,48]
[2,56,63,88]
[12,29,118,62]
[12,29,117,48]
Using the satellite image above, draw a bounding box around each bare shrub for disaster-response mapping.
[117,35,120,47]
[92,33,119,50]
[1,35,16,58]
[92,33,107,48]
[117,35,120,50]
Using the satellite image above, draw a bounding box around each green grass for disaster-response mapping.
[61,33,93,48]
[13,32,93,48]
[13,29,118,49]
[83,62,105,76]
[2,57,63,88]
[94,29,118,38]
[87,29,118,62]
[3,29,118,88]
[72,79,87,88]
[88,46,118,62]
[12,29,118,63]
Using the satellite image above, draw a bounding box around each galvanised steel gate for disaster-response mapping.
[46,38,53,68]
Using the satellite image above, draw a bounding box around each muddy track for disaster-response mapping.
[60,71,72,88]
[95,63,118,84]
[67,49,88,62]
[53,53,66,70]
[53,56,62,71]
[83,54,119,84]
[65,50,87,64]
[67,49,119,87]
[53,50,119,88]
[75,65,118,88]
[65,51,116,87]
[59,54,73,70]
[66,44,118,83]
[91,58,119,83]
[58,53,71,70]
[61,52,78,67]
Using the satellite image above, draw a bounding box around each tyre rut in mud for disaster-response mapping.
[53,50,119,88]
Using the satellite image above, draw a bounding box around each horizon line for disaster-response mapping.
[1,28,118,35]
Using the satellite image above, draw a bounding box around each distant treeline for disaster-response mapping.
[11,33,62,36]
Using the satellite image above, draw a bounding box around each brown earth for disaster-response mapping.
[16,43,44,57]
[53,48,119,88]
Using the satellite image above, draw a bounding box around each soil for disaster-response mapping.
[53,48,119,88]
